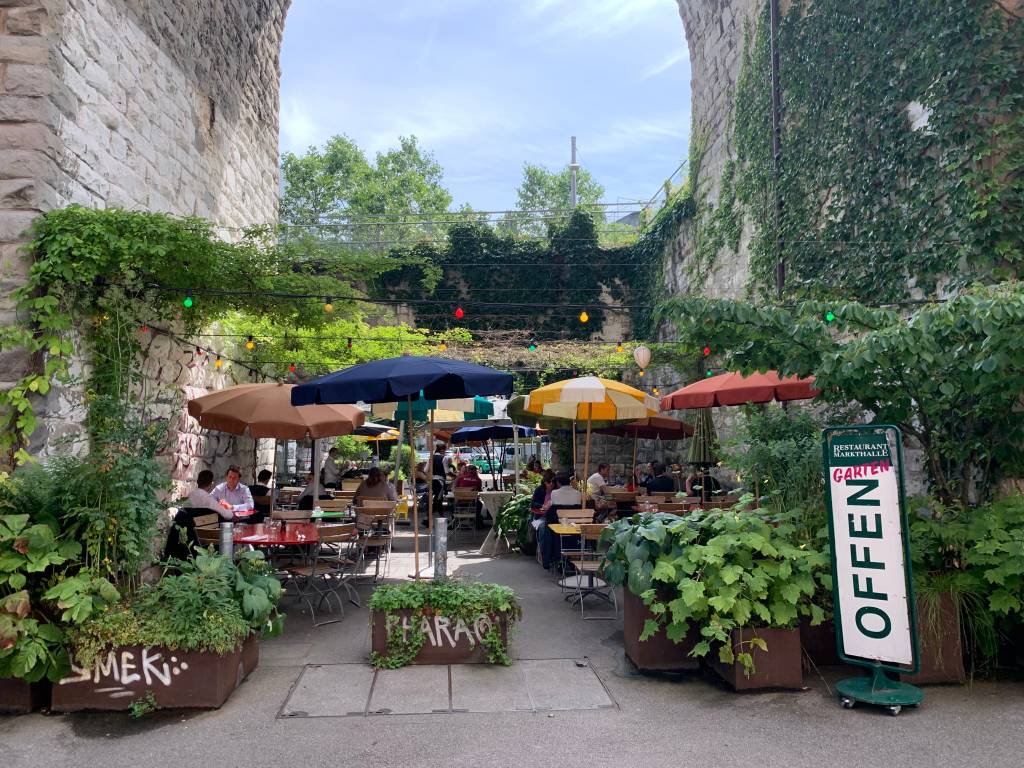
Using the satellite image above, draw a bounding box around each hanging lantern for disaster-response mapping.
[633,344,651,370]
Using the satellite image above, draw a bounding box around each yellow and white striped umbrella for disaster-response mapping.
[525,376,660,422]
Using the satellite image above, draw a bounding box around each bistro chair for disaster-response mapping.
[272,508,312,522]
[449,487,479,546]
[195,524,221,550]
[282,523,361,626]
[564,523,616,620]
[317,498,350,513]
[341,478,362,492]
[354,503,395,580]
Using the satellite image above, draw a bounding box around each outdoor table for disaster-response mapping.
[476,489,514,556]
[311,509,353,521]
[233,522,319,546]
[232,509,257,522]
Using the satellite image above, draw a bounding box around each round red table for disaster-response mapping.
[233,522,319,546]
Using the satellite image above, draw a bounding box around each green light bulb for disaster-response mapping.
[183,294,193,308]
[824,310,836,322]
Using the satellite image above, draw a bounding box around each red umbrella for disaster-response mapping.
[593,415,694,440]
[660,371,819,410]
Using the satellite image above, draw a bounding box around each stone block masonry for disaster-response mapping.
[0,0,290,475]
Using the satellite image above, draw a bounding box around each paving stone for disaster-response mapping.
[519,659,615,711]
[450,664,532,713]
[368,665,450,715]
[279,664,374,718]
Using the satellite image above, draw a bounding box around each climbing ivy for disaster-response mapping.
[725,0,1023,300]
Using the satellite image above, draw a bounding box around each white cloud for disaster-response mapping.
[581,113,689,157]
[279,98,320,153]
[523,0,670,40]
[642,50,687,80]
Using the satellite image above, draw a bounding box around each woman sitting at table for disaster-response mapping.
[454,463,483,491]
[353,467,398,505]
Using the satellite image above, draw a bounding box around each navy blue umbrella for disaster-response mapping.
[449,424,537,444]
[291,356,514,406]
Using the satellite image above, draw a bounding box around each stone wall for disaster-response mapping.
[668,0,759,300]
[1,0,289,480]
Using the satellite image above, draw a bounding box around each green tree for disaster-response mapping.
[659,283,1024,508]
[280,134,452,250]
[504,163,605,236]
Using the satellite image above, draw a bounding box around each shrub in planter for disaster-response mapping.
[369,579,521,668]
[0,512,120,711]
[602,501,830,686]
[54,550,283,711]
[494,494,535,555]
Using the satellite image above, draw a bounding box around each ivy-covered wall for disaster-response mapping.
[669,0,1023,302]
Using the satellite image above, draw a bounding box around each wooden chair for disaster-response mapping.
[195,525,220,549]
[193,513,220,529]
[557,509,594,526]
[317,498,350,513]
[341,478,362,492]
[354,510,393,581]
[450,487,479,545]
[565,523,616,619]
[272,508,312,522]
[655,502,689,514]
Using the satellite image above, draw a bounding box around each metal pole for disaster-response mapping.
[433,516,448,579]
[570,136,578,208]
[769,0,785,299]
[427,410,435,568]
[408,398,420,578]
[582,403,592,508]
[219,521,234,560]
[513,425,519,491]
[311,438,320,503]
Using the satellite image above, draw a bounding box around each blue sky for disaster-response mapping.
[279,0,692,212]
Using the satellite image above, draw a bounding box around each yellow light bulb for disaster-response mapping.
[579,311,589,323]
[323,302,333,313]
[639,369,645,377]
[438,342,447,352]
[245,337,255,350]
[616,343,624,353]
[215,357,223,368]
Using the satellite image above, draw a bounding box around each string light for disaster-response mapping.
[196,347,204,356]
[454,306,465,319]
[703,345,711,356]
[182,290,193,309]
[323,297,334,313]
[289,363,297,373]
[652,386,660,395]
[706,369,714,377]
[215,356,223,368]
[245,336,255,350]
[528,340,538,352]
[824,310,836,322]
[638,369,645,377]
[438,341,447,352]
[139,324,149,333]
[578,310,589,323]
[615,342,624,353]
[347,337,353,350]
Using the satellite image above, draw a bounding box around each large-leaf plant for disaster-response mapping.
[602,503,831,675]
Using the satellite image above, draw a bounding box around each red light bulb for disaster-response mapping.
[703,346,711,356]
[288,363,296,373]
[454,306,465,319]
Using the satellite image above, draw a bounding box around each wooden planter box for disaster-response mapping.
[901,590,966,685]
[50,634,259,712]
[371,609,511,665]
[799,619,841,667]
[710,627,804,691]
[622,587,700,671]
[0,677,50,714]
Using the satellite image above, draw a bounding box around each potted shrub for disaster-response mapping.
[494,494,535,556]
[604,501,831,689]
[0,512,120,714]
[51,550,283,712]
[602,513,703,671]
[369,579,521,668]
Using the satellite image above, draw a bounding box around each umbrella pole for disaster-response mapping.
[632,432,638,488]
[513,426,519,490]
[427,410,434,565]
[408,398,419,579]
[582,403,592,508]
[311,438,320,503]
[572,421,577,478]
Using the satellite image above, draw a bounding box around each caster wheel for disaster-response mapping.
[840,697,855,709]
[888,705,902,716]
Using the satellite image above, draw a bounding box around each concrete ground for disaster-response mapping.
[3,527,1024,768]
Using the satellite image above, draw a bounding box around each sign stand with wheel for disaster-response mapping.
[823,425,924,716]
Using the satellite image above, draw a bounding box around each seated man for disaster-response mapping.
[186,469,223,517]
[538,473,585,570]
[248,469,274,523]
[643,462,676,495]
[586,462,617,522]
[211,465,254,518]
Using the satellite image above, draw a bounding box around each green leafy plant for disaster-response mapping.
[660,282,1024,506]
[602,502,831,675]
[368,579,521,669]
[128,690,159,719]
[494,493,534,553]
[0,512,119,682]
[70,550,283,670]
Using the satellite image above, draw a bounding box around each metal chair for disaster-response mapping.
[355,504,395,580]
[565,523,616,619]
[449,487,479,547]
[282,523,361,626]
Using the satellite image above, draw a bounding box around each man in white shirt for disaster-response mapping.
[586,463,617,520]
[322,447,341,488]
[212,465,254,516]
[186,470,226,519]
[549,473,582,509]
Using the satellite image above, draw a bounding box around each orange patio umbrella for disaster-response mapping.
[659,371,819,410]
